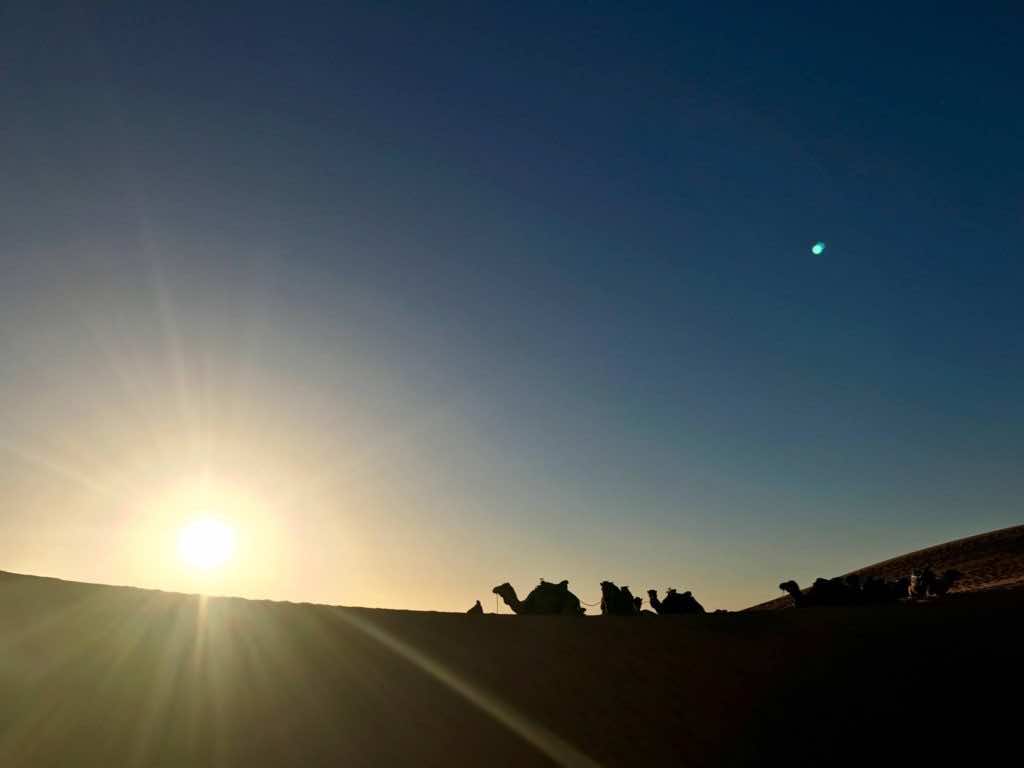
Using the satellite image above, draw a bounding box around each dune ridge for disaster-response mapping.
[2,525,1023,766]
[749,522,1024,611]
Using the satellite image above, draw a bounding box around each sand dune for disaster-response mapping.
[2,528,1022,766]
[750,523,1024,611]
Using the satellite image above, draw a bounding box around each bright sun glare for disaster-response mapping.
[177,517,236,571]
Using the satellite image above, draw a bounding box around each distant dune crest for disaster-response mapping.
[751,523,1024,611]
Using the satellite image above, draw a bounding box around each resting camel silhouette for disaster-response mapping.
[909,566,962,599]
[930,569,962,596]
[647,588,705,615]
[492,579,585,615]
[779,578,852,607]
[861,574,911,603]
[599,581,640,615]
[779,570,944,607]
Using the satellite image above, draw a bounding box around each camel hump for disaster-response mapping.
[520,578,584,615]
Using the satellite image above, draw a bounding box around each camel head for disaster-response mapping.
[779,580,800,596]
[492,582,514,599]
[647,589,658,599]
[600,581,619,599]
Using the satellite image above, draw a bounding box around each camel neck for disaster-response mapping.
[503,590,523,614]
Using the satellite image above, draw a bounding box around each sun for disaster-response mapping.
[177,517,236,570]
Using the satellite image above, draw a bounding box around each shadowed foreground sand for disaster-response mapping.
[1,568,1020,767]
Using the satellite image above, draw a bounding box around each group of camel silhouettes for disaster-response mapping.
[779,565,962,607]
[465,566,962,615]
[463,580,706,616]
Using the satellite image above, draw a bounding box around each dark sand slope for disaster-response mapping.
[750,523,1024,611]
[2,566,1021,766]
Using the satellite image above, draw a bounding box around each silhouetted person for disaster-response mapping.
[467,600,483,615]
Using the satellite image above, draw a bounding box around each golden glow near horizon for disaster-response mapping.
[177,517,236,571]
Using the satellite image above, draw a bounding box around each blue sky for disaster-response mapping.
[0,2,1021,609]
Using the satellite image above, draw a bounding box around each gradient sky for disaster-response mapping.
[1,2,1022,611]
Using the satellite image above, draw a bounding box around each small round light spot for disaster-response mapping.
[811,241,826,255]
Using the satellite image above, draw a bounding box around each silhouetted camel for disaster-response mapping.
[909,567,934,600]
[467,600,483,615]
[892,576,911,600]
[492,579,584,615]
[778,579,804,607]
[779,578,855,607]
[647,588,706,615]
[909,566,961,599]
[600,581,639,615]
[930,569,962,597]
[781,573,914,607]
[861,575,910,603]
[647,589,662,611]
[633,595,643,613]
[621,586,640,614]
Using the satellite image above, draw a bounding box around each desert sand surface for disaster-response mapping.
[2,529,1022,767]
[751,523,1024,611]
